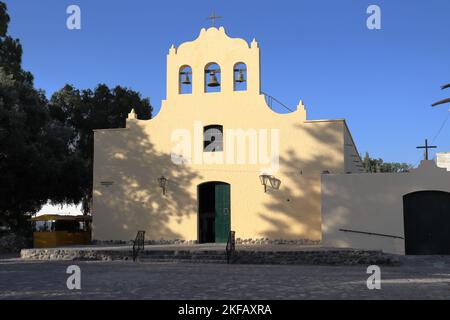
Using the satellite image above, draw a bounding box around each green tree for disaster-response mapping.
[362,152,412,173]
[0,2,32,85]
[1,1,152,232]
[0,1,153,233]
[49,84,152,213]
[0,2,9,37]
[0,2,84,232]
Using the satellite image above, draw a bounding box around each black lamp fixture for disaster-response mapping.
[259,174,270,192]
[158,176,168,195]
[259,174,281,193]
[270,177,281,190]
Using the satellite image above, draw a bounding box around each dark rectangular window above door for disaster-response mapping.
[203,125,223,152]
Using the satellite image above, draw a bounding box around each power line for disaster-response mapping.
[431,109,450,143]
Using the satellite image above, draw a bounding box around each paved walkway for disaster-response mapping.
[1,255,450,299]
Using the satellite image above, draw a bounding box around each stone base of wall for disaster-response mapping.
[21,247,400,266]
[91,238,321,246]
[236,238,321,245]
[21,248,132,261]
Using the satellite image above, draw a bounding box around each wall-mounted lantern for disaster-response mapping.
[158,176,168,195]
[270,177,281,190]
[259,174,270,192]
[259,174,281,193]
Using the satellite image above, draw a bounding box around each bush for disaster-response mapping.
[0,233,31,253]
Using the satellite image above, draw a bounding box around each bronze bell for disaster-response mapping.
[236,70,245,83]
[181,73,191,85]
[207,72,220,87]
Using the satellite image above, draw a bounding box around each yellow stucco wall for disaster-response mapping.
[92,27,362,242]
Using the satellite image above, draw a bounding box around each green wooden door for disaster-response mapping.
[214,183,230,243]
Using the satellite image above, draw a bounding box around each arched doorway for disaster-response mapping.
[198,182,230,243]
[403,190,450,255]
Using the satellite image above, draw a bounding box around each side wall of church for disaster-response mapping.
[321,161,450,254]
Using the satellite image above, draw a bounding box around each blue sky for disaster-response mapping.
[4,0,450,165]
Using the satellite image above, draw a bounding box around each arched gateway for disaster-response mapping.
[197,182,230,243]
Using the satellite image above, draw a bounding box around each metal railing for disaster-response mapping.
[132,230,145,262]
[226,230,236,264]
[339,228,404,240]
[261,91,294,112]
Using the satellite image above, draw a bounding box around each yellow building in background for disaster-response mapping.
[92,27,364,243]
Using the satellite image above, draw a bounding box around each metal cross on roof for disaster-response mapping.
[207,10,222,27]
[416,139,437,160]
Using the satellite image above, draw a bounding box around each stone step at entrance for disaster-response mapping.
[139,258,228,264]
[139,251,228,264]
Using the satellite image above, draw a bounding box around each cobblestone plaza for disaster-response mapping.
[1,256,449,300]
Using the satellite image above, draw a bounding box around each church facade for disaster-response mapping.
[92,27,364,243]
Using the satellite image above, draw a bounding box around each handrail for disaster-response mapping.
[132,230,145,261]
[226,230,236,264]
[339,228,404,240]
[261,91,294,112]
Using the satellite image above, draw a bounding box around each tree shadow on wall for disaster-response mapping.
[258,122,344,241]
[94,121,201,241]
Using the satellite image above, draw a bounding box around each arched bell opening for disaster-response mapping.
[233,62,247,91]
[205,63,221,93]
[179,65,192,94]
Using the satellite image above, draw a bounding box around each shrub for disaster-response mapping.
[0,233,31,253]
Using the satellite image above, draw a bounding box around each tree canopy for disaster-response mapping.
[0,2,152,232]
[48,84,152,213]
[362,152,412,173]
